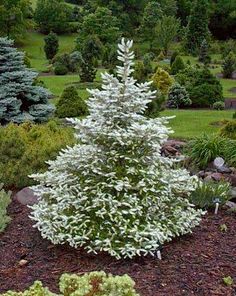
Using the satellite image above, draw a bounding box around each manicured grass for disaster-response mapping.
[221,79,236,98]
[161,109,234,140]
[40,69,105,103]
[21,31,77,71]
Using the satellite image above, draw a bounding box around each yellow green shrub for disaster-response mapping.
[0,184,11,233]
[1,272,139,296]
[151,67,174,95]
[0,120,75,189]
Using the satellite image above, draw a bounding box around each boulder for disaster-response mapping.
[14,187,38,206]
[226,175,236,187]
[217,166,232,174]
[205,172,224,182]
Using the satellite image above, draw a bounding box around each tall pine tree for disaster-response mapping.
[30,39,203,259]
[185,0,210,54]
[0,38,54,124]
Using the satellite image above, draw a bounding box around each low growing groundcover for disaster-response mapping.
[0,199,235,295]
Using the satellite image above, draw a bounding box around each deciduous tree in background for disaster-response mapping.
[155,16,180,55]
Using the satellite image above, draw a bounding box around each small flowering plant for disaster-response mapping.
[30,39,203,259]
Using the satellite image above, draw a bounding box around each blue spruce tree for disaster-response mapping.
[0,37,54,124]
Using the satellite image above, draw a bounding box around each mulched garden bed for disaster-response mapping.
[0,200,236,296]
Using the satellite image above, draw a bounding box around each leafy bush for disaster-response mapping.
[56,86,88,118]
[143,53,153,74]
[167,83,191,108]
[54,52,84,74]
[170,51,179,65]
[190,180,230,209]
[222,52,236,78]
[233,111,236,119]
[35,0,72,34]
[134,61,147,82]
[152,67,174,95]
[198,39,211,65]
[80,60,96,83]
[0,184,11,233]
[220,120,236,139]
[213,101,225,110]
[176,67,223,107]
[0,121,75,189]
[1,271,139,296]
[170,56,185,75]
[44,32,59,60]
[54,64,68,75]
[187,134,227,169]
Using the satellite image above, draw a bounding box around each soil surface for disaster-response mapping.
[0,200,236,296]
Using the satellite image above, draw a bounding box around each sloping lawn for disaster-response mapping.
[162,109,234,139]
[21,31,77,71]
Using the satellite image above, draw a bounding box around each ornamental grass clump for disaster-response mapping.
[30,39,203,259]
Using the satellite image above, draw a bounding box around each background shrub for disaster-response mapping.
[0,184,11,233]
[56,86,88,118]
[167,83,191,108]
[54,64,68,75]
[170,56,185,75]
[220,120,236,140]
[152,67,174,95]
[0,121,75,189]
[1,271,139,296]
[177,67,223,108]
[222,52,236,78]
[190,180,230,209]
[44,32,59,60]
[213,101,225,110]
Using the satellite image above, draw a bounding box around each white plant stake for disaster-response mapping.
[157,250,162,260]
[215,202,219,215]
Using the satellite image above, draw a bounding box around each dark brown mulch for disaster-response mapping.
[0,200,236,296]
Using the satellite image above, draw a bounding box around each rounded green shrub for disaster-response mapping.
[213,101,225,110]
[56,86,88,118]
[152,67,174,95]
[167,83,191,108]
[0,121,75,189]
[54,64,68,75]
[170,56,185,75]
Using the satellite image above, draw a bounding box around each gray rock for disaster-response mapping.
[226,175,236,187]
[217,166,232,174]
[14,187,38,205]
[205,172,224,182]
[230,187,236,199]
[225,201,236,210]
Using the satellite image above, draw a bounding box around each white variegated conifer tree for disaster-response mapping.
[30,39,203,259]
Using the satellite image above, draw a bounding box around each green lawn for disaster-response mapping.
[221,79,236,98]
[21,31,77,71]
[162,109,234,140]
[40,69,105,103]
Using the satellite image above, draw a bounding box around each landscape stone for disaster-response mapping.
[217,166,232,174]
[14,187,38,206]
